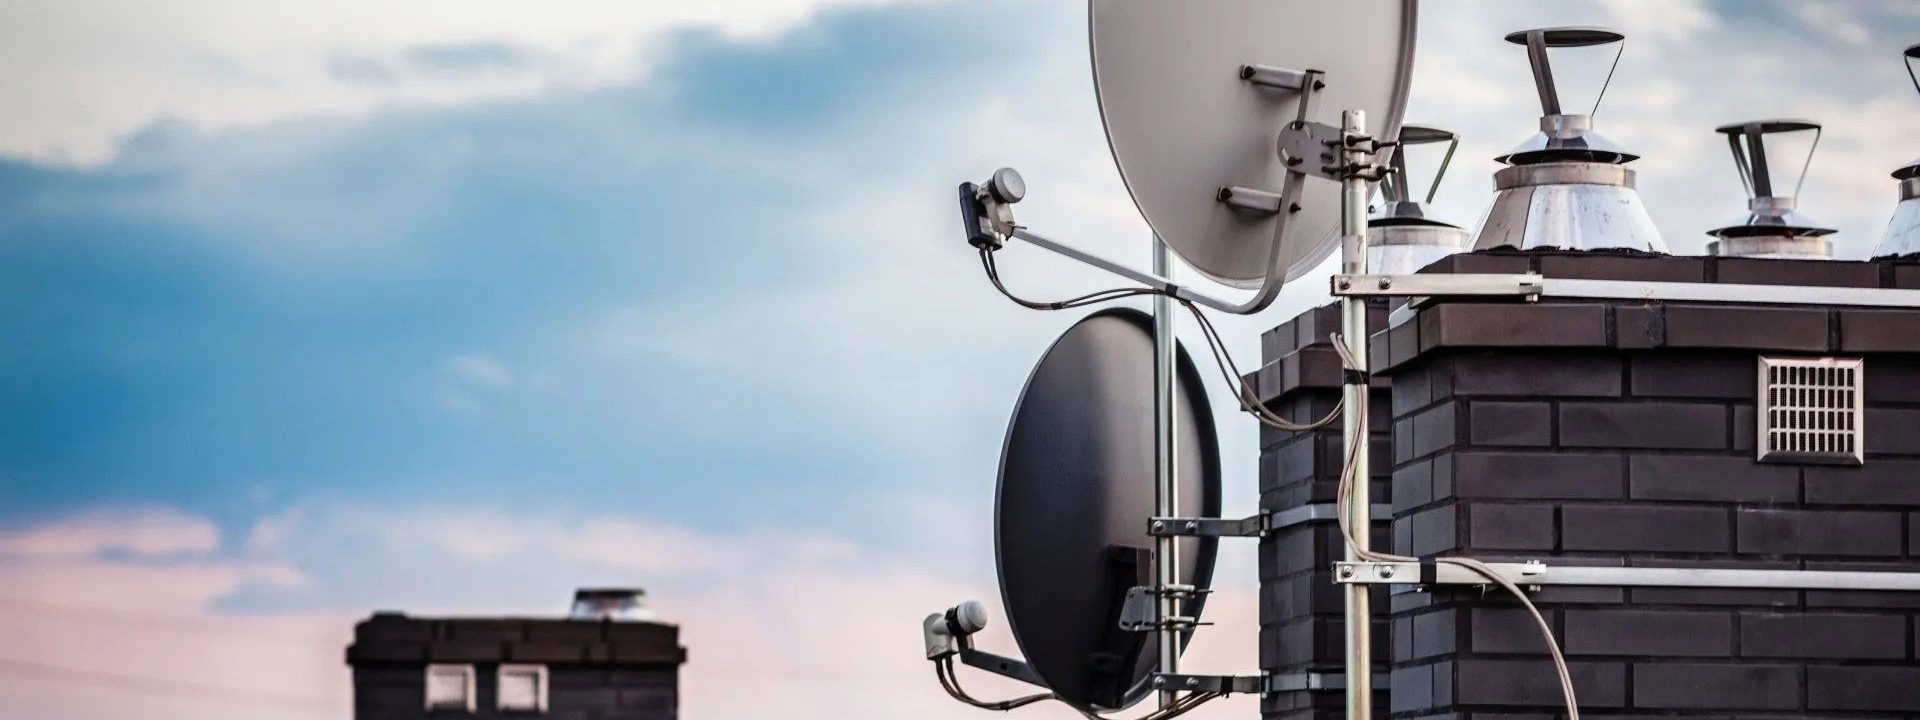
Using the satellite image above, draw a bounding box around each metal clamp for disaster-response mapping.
[1148,503,1392,538]
[1118,586,1210,632]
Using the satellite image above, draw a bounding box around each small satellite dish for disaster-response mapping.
[1091,0,1417,288]
[995,308,1220,712]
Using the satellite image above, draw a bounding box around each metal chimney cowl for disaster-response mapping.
[1705,120,1836,260]
[569,587,655,622]
[1879,160,1920,257]
[1870,45,1920,259]
[1370,124,1468,274]
[1469,27,1668,254]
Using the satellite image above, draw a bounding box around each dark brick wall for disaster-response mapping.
[347,613,685,720]
[1254,303,1392,720]
[1373,251,1920,719]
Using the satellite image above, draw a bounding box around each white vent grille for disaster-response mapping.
[1758,356,1864,465]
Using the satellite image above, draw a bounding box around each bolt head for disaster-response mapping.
[1378,278,1392,290]
[1337,565,1355,579]
[1185,678,1200,688]
[1379,566,1395,578]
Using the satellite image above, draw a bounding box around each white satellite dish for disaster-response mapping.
[1090,0,1417,288]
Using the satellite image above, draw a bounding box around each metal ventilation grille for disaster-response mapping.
[1758,357,1864,465]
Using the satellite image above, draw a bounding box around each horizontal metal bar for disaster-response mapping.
[1335,561,1542,586]
[1148,503,1391,538]
[1359,273,1920,310]
[1240,64,1309,91]
[1154,673,1262,695]
[1152,671,1387,695]
[1267,671,1388,693]
[1541,277,1920,308]
[1547,566,1920,591]
[1332,272,1543,298]
[1335,561,1920,592]
[1219,185,1285,215]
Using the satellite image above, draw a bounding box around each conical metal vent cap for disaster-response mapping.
[1469,28,1665,253]
[1704,120,1835,259]
[1371,123,1469,272]
[1867,46,1920,258]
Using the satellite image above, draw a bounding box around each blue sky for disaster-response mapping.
[1,1,1917,719]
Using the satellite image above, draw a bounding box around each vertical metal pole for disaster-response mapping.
[1151,234,1180,709]
[1339,110,1374,720]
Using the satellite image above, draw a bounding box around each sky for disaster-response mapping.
[0,1,1916,719]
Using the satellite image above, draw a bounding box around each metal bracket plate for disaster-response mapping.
[1335,560,1920,592]
[1277,121,1345,181]
[1118,587,1155,632]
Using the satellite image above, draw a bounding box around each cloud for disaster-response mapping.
[0,501,1269,720]
[0,508,330,720]
[434,353,517,415]
[0,503,1272,720]
[0,507,220,559]
[0,0,918,165]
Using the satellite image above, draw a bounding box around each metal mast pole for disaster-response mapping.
[1151,234,1181,710]
[1339,109,1374,720]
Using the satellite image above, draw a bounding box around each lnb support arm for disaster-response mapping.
[956,70,1371,317]
[959,187,1294,315]
[922,602,1050,691]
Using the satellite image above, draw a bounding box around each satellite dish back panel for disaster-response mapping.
[1091,0,1417,287]
[995,308,1221,712]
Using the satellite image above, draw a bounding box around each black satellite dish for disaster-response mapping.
[994,307,1221,712]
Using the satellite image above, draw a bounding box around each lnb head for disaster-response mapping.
[960,169,1025,250]
[923,600,989,660]
[946,600,989,636]
[988,168,1026,204]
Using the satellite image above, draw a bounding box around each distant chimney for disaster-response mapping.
[569,587,654,622]
[1370,124,1468,274]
